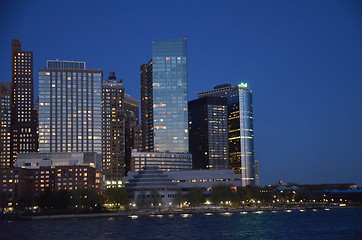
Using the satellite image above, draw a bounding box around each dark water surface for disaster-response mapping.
[1,208,362,240]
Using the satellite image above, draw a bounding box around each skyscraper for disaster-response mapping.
[38,60,102,154]
[10,39,38,166]
[196,83,258,186]
[188,96,229,169]
[227,83,258,186]
[141,38,189,153]
[102,72,125,180]
[138,39,191,171]
[0,83,12,168]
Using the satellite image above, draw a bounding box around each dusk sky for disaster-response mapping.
[1,0,361,186]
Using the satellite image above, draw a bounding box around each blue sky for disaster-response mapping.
[1,0,362,186]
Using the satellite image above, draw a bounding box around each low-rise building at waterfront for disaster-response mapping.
[0,164,99,208]
[125,166,179,208]
[126,168,242,190]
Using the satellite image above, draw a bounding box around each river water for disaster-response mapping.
[1,208,362,240]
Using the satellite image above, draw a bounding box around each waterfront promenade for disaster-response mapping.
[21,204,358,220]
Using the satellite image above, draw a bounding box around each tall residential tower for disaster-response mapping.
[10,39,38,166]
[38,60,102,155]
[102,72,125,180]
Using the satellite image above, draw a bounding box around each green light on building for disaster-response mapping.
[238,82,248,88]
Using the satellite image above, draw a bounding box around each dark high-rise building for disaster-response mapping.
[140,61,153,151]
[124,94,142,174]
[38,60,102,154]
[10,39,38,166]
[102,72,126,180]
[0,83,12,168]
[196,83,258,186]
[189,96,229,169]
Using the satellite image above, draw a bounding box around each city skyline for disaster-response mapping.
[1,1,362,186]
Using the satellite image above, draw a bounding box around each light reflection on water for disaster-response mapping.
[1,208,362,240]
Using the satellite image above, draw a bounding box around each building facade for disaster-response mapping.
[189,96,229,169]
[10,39,38,167]
[127,169,242,190]
[102,72,126,180]
[0,83,12,168]
[0,165,98,208]
[38,60,102,154]
[131,150,192,172]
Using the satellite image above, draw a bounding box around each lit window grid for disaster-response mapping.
[0,86,12,168]
[101,80,126,180]
[38,70,102,153]
[132,152,192,172]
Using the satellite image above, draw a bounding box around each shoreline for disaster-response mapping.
[18,205,361,221]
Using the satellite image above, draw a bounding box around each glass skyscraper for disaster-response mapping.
[141,39,189,153]
[228,83,258,186]
[38,60,102,154]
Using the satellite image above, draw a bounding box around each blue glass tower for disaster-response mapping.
[146,39,189,153]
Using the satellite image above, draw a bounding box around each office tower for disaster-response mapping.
[197,83,258,186]
[102,72,126,180]
[124,94,142,174]
[0,83,12,168]
[188,96,229,169]
[38,60,102,154]
[227,83,258,186]
[141,38,189,153]
[10,39,38,166]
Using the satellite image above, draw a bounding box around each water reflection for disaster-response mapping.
[1,209,361,240]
